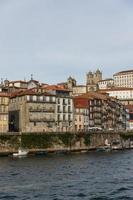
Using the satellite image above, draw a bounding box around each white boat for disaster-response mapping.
[13,148,29,157]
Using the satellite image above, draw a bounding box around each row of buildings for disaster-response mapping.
[0,69,132,133]
[0,84,127,133]
[65,69,133,129]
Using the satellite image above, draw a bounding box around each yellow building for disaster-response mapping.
[0,93,9,132]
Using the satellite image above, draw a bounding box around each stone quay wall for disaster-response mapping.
[0,131,132,155]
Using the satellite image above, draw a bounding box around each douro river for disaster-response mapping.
[0,150,133,200]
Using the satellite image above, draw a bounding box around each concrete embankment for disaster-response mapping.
[0,131,132,156]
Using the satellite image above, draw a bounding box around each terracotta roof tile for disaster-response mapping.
[0,92,9,97]
[75,92,108,100]
[73,98,89,108]
[43,85,70,91]
[10,89,54,98]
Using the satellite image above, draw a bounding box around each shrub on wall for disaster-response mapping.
[58,133,75,147]
[21,134,56,148]
[0,135,19,148]
[120,133,133,140]
[84,134,90,146]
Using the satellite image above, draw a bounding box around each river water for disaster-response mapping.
[0,150,133,200]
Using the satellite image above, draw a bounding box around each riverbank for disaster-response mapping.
[0,131,132,156]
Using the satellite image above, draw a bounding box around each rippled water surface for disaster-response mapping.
[0,150,133,200]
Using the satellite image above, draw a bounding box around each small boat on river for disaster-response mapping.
[13,148,29,157]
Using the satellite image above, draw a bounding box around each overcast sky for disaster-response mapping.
[0,0,133,84]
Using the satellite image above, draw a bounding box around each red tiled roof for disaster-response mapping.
[75,92,108,100]
[43,85,70,91]
[10,89,54,98]
[73,98,89,109]
[73,91,114,107]
[0,92,9,97]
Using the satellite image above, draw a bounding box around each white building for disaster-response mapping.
[98,79,114,90]
[113,70,133,88]
[99,88,133,105]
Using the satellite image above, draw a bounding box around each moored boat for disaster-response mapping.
[13,148,29,157]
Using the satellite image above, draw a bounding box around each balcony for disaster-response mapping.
[29,108,55,113]
[29,117,55,122]
[27,99,56,104]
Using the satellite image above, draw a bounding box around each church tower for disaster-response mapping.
[67,76,77,89]
[94,69,102,83]
[86,69,102,91]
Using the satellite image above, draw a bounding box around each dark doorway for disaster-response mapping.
[9,111,19,132]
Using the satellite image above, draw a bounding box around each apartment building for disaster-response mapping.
[98,79,114,90]
[99,88,133,106]
[44,85,73,132]
[113,70,133,88]
[73,97,90,131]
[73,92,127,131]
[0,93,9,132]
[9,89,56,132]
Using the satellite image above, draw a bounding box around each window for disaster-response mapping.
[63,114,66,121]
[40,96,43,101]
[63,106,66,112]
[68,114,71,121]
[63,99,66,104]
[46,96,49,102]
[3,115,7,121]
[51,97,55,102]
[68,99,71,105]
[68,106,71,112]
[57,106,60,112]
[58,114,60,121]
[29,96,33,101]
[37,96,40,102]
[33,96,37,101]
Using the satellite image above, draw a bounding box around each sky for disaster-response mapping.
[0,0,133,84]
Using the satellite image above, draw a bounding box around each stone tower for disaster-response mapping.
[67,76,77,89]
[86,71,94,85]
[94,69,102,84]
[86,69,102,91]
